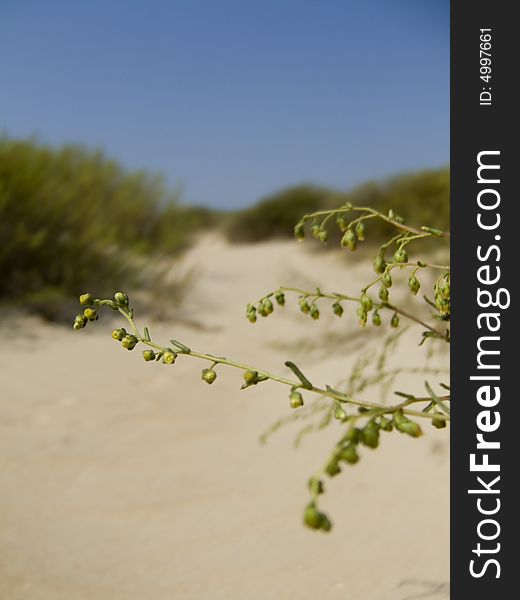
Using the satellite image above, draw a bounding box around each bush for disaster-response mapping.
[0,137,214,318]
[224,168,449,245]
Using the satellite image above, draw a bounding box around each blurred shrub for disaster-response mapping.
[224,168,449,244]
[223,185,343,242]
[0,137,213,318]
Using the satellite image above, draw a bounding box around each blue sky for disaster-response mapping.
[0,0,449,209]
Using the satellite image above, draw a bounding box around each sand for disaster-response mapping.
[0,236,449,600]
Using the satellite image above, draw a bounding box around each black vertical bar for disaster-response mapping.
[451,0,517,596]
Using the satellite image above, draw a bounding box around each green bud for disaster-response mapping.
[83,307,98,321]
[408,275,420,295]
[339,444,359,464]
[290,391,304,409]
[162,350,177,364]
[114,292,129,307]
[355,221,365,241]
[360,293,373,312]
[373,254,387,274]
[394,411,422,437]
[333,403,347,421]
[308,477,325,496]
[142,349,155,361]
[356,306,367,327]
[243,370,259,385]
[432,413,447,429]
[299,299,310,314]
[341,229,357,251]
[202,368,217,384]
[311,223,321,239]
[319,514,332,532]
[379,416,393,431]
[294,222,305,241]
[261,298,274,316]
[247,306,257,323]
[121,334,138,350]
[378,285,389,302]
[438,273,450,299]
[79,293,94,306]
[318,228,328,243]
[345,427,361,444]
[382,272,392,288]
[337,215,348,232]
[372,310,381,327]
[361,421,380,448]
[393,247,408,264]
[390,313,400,328]
[73,314,88,330]
[332,302,344,317]
[325,458,341,477]
[309,304,320,320]
[275,292,285,306]
[111,327,127,341]
[303,503,323,530]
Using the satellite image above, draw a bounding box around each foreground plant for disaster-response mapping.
[74,204,450,532]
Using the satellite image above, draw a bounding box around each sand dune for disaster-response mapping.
[0,236,449,599]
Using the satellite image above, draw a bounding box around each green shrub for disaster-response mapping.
[0,137,214,318]
[224,168,449,245]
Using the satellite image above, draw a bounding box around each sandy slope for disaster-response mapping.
[0,237,449,600]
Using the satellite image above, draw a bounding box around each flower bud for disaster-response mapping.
[345,427,361,444]
[243,370,259,385]
[299,299,310,314]
[378,285,389,302]
[361,421,380,448]
[372,310,381,327]
[333,403,347,421]
[275,292,285,306]
[319,514,332,532]
[309,304,320,320]
[339,444,359,464]
[112,327,127,341]
[73,314,88,330]
[393,247,408,263]
[325,458,341,477]
[289,391,304,408]
[341,229,357,251]
[360,293,373,312]
[294,222,305,241]
[382,272,392,288]
[303,503,323,530]
[390,313,399,328]
[332,302,343,317]
[432,413,447,429]
[308,477,325,495]
[355,221,365,241]
[311,223,321,239]
[318,228,328,243]
[356,306,367,327]
[142,349,155,361]
[373,254,387,274]
[202,368,217,384]
[261,298,274,315]
[337,215,348,232]
[408,275,420,295]
[114,292,129,307]
[83,307,98,321]
[79,293,94,306]
[162,350,177,364]
[121,334,138,350]
[247,306,257,323]
[379,416,393,431]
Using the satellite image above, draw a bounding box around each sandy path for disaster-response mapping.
[0,237,449,600]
